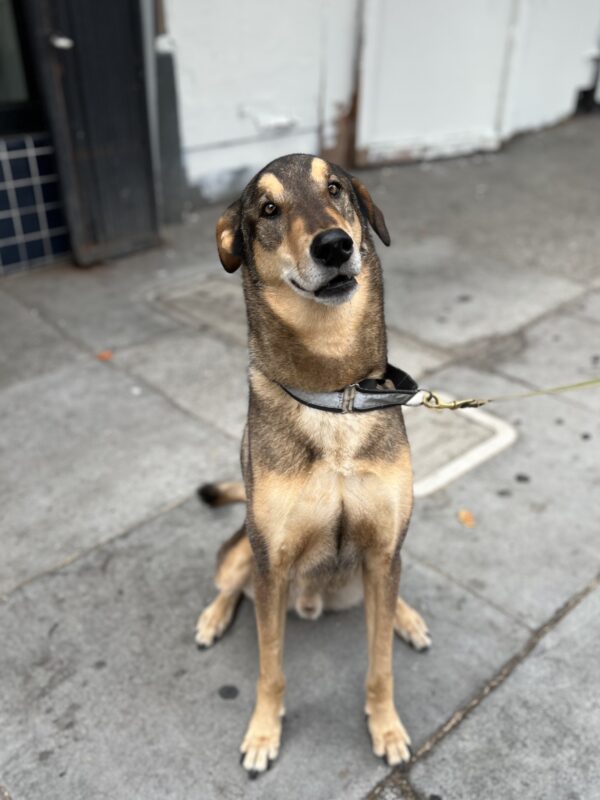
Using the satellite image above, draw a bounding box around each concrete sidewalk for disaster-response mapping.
[1,116,599,800]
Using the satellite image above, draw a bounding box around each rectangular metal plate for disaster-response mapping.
[153,275,517,495]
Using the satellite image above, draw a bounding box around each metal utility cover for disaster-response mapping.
[153,277,516,495]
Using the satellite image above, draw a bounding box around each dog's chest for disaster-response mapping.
[251,406,412,572]
[297,405,373,472]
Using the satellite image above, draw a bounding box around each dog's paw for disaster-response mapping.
[240,714,283,777]
[394,598,431,651]
[367,707,412,766]
[195,599,235,648]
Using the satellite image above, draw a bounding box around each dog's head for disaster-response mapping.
[216,154,389,307]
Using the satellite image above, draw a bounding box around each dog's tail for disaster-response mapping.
[198,481,246,507]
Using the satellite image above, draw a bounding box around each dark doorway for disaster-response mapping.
[0,0,45,136]
[22,0,160,265]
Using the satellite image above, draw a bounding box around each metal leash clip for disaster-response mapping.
[422,391,487,410]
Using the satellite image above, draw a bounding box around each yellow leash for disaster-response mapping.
[422,376,600,410]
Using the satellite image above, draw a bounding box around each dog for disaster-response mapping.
[196,154,430,777]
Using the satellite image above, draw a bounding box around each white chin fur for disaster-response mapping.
[285,262,361,306]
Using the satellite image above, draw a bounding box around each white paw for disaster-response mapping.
[368,709,412,766]
[195,601,233,648]
[394,603,431,651]
[240,715,283,777]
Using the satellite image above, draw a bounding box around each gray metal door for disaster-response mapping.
[23,0,159,265]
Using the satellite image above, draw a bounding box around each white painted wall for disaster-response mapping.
[500,0,600,138]
[356,0,515,163]
[320,0,361,153]
[357,0,600,165]
[165,0,359,201]
[164,0,600,197]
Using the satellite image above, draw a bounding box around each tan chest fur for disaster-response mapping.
[249,391,413,576]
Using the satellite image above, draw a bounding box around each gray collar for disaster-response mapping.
[279,364,424,413]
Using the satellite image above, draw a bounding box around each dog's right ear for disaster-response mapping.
[216,199,243,273]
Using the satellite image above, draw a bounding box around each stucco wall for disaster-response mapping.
[165,0,359,201]
[357,0,600,164]
[500,0,600,138]
[165,0,600,200]
[356,0,515,163]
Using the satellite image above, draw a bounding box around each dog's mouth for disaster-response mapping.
[315,273,357,298]
[291,274,357,299]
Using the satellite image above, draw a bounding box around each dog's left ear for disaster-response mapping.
[216,199,244,272]
[351,177,391,246]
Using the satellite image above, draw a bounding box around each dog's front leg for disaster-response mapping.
[241,565,289,777]
[363,551,411,766]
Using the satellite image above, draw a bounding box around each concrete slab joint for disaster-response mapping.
[1,117,600,800]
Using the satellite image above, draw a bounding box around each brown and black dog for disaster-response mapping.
[196,154,430,776]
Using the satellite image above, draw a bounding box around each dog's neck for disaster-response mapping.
[243,252,387,392]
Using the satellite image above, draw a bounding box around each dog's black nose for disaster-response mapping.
[311,228,353,268]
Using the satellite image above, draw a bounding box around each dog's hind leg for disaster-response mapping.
[196,525,253,648]
[394,596,431,651]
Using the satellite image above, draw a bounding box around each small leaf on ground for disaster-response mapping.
[457,508,476,528]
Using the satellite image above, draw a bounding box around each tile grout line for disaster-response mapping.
[25,134,54,260]
[0,140,27,265]
[367,571,600,799]
[0,201,61,220]
[0,491,198,604]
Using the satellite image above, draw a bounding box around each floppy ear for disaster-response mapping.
[351,177,391,246]
[216,199,244,272]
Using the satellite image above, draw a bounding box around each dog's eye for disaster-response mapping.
[328,182,341,197]
[262,202,279,217]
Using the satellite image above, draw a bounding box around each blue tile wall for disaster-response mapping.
[0,133,71,275]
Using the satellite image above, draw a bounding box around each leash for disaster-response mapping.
[280,365,600,414]
[420,376,600,410]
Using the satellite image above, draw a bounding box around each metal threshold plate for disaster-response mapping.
[153,276,517,496]
[406,402,516,497]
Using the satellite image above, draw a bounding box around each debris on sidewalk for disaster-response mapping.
[457,508,476,528]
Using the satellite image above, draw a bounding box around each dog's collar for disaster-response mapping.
[279,363,425,413]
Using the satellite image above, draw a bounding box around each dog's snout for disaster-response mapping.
[310,228,353,268]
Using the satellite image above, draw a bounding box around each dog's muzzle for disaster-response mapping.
[309,228,358,301]
[288,228,361,304]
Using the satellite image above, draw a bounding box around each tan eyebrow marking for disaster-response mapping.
[258,173,285,201]
[310,157,328,184]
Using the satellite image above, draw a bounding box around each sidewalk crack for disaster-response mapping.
[367,571,600,798]
[0,492,196,602]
